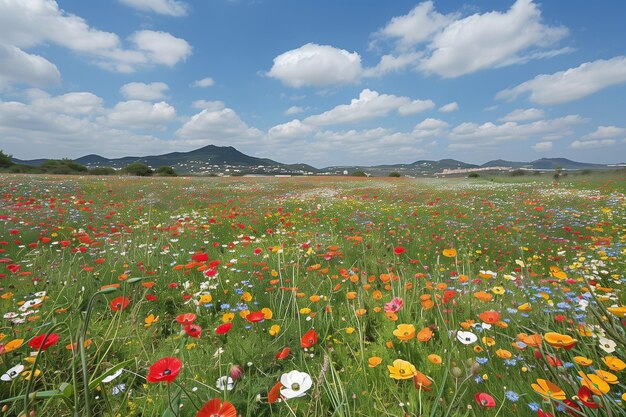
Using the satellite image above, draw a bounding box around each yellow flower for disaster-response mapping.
[543,332,577,349]
[482,337,496,346]
[517,303,532,312]
[222,312,235,323]
[607,305,626,318]
[387,359,417,380]
[496,349,512,359]
[144,313,159,327]
[549,266,567,280]
[602,356,626,371]
[579,372,610,395]
[239,309,250,319]
[3,339,23,353]
[594,370,618,385]
[368,357,382,368]
[241,292,252,302]
[345,327,355,334]
[491,286,505,295]
[261,307,273,319]
[299,307,311,315]
[442,248,457,258]
[199,294,213,304]
[573,356,593,366]
[393,324,416,342]
[269,325,280,337]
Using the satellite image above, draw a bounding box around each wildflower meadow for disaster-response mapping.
[0,173,625,417]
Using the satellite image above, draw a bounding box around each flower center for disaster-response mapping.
[163,369,171,376]
[291,382,300,391]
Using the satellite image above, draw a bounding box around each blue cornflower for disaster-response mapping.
[476,357,489,365]
[528,402,540,412]
[505,391,519,402]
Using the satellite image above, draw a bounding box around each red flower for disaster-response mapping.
[146,294,157,301]
[215,322,233,335]
[196,398,237,417]
[192,252,209,262]
[393,246,406,255]
[109,296,129,311]
[301,329,318,348]
[577,386,600,409]
[537,410,554,417]
[146,357,182,384]
[176,313,197,325]
[276,347,290,360]
[29,333,59,351]
[184,324,202,338]
[246,311,265,323]
[475,392,496,408]
[268,381,283,404]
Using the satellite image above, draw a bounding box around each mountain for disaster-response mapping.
[10,145,620,176]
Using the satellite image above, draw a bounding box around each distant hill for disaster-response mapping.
[9,145,620,176]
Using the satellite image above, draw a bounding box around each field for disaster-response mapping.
[1,173,625,417]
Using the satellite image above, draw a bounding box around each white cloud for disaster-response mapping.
[569,126,625,149]
[0,44,60,89]
[497,56,626,105]
[129,31,192,67]
[0,0,191,78]
[420,0,567,78]
[118,0,188,17]
[570,139,616,149]
[106,100,176,128]
[532,141,553,152]
[192,100,225,111]
[448,115,586,150]
[438,102,458,113]
[120,82,169,100]
[193,77,215,88]
[374,1,453,51]
[285,106,305,115]
[371,0,568,79]
[267,119,316,140]
[31,92,104,115]
[267,43,363,88]
[500,108,544,122]
[176,107,263,146]
[303,89,434,126]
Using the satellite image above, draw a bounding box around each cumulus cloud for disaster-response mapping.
[303,89,434,126]
[447,115,586,150]
[106,101,176,129]
[373,1,453,51]
[532,141,553,152]
[285,106,305,115]
[0,0,191,79]
[438,102,458,113]
[193,77,215,88]
[118,0,188,16]
[499,108,544,122]
[267,43,363,88]
[370,0,568,79]
[0,45,60,89]
[569,125,624,149]
[176,107,263,146]
[267,119,317,140]
[120,82,169,100]
[497,56,626,105]
[192,100,225,111]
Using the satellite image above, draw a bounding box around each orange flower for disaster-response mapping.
[417,327,434,342]
[427,354,442,364]
[413,371,432,391]
[368,357,382,368]
[473,291,493,302]
[478,310,500,324]
[393,324,416,342]
[517,333,542,347]
[579,372,610,395]
[442,248,457,258]
[531,379,566,401]
[544,332,577,350]
[549,266,567,280]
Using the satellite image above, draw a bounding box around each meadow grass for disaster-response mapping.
[0,173,625,417]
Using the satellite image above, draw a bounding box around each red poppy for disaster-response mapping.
[301,329,318,348]
[184,324,202,338]
[176,313,197,325]
[268,381,283,404]
[276,347,290,360]
[577,386,600,409]
[478,310,500,324]
[246,311,265,323]
[146,294,157,301]
[29,333,60,351]
[192,252,209,262]
[146,357,182,384]
[537,410,554,417]
[215,322,233,335]
[109,296,129,311]
[393,246,406,255]
[196,398,237,417]
[475,392,496,408]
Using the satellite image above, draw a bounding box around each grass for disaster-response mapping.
[0,173,625,417]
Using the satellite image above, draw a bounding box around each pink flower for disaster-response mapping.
[384,297,404,314]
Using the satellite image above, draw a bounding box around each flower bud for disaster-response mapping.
[230,364,244,381]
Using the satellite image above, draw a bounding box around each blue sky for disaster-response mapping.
[0,0,625,167]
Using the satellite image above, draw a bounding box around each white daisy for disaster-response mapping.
[279,370,312,399]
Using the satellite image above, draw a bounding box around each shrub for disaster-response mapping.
[388,172,401,178]
[467,172,480,178]
[123,162,153,176]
